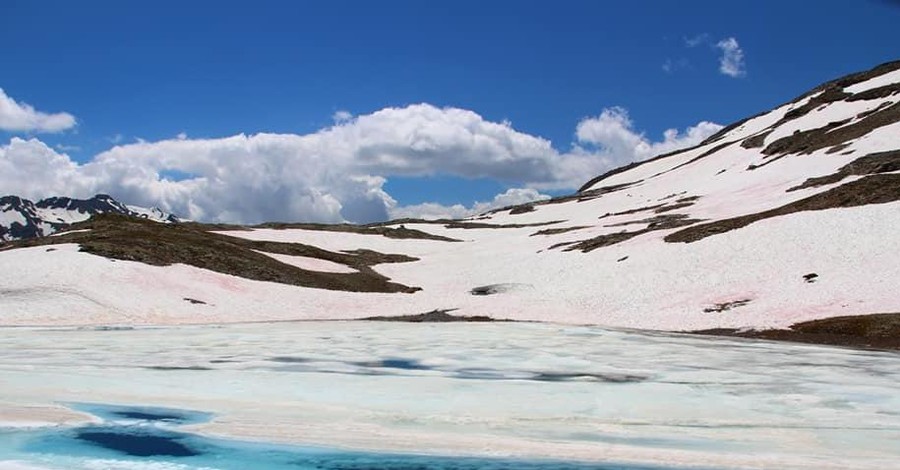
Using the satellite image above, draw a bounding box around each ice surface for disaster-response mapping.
[0,322,897,469]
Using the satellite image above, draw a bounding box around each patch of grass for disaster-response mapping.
[12,214,421,293]
[693,313,900,350]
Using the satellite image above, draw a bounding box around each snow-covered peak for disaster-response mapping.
[0,194,183,242]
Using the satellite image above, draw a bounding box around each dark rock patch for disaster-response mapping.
[763,102,900,156]
[846,82,900,102]
[361,309,497,323]
[666,174,900,243]
[564,214,702,253]
[654,196,701,214]
[740,131,772,149]
[182,297,207,305]
[703,299,751,313]
[692,313,900,351]
[803,273,819,283]
[598,203,666,219]
[787,150,900,191]
[617,256,629,262]
[508,204,535,215]
[530,226,591,236]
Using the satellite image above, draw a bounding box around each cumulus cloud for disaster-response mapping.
[389,188,551,220]
[0,104,720,224]
[715,37,746,78]
[675,34,747,78]
[0,88,77,133]
[549,107,722,189]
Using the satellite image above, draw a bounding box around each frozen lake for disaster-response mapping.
[0,321,898,469]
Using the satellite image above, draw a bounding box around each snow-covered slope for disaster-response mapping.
[1,61,898,331]
[0,194,182,241]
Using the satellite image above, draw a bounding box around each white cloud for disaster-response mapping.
[0,138,91,198]
[0,104,719,224]
[0,88,77,133]
[715,37,746,78]
[684,33,710,47]
[176,132,188,140]
[389,188,551,220]
[662,57,691,74]
[332,110,353,123]
[568,107,722,180]
[55,143,81,152]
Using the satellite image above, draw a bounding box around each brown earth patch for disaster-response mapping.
[654,196,701,214]
[666,173,900,243]
[563,214,702,253]
[11,214,421,293]
[530,226,591,236]
[509,204,536,214]
[692,313,900,351]
[762,101,900,156]
[598,203,666,219]
[703,299,751,313]
[845,82,900,102]
[787,150,900,191]
[361,309,499,322]
[739,131,772,149]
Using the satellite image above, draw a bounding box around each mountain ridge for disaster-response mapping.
[0,60,898,337]
[0,193,182,242]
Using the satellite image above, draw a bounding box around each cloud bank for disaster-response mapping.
[0,104,721,224]
[0,88,77,133]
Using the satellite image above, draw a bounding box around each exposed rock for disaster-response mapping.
[361,309,498,322]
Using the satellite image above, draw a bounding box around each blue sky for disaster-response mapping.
[1,0,898,223]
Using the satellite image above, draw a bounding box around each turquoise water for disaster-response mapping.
[3,404,708,470]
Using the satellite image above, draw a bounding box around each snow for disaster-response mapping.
[0,67,898,333]
[2,195,898,331]
[1,322,898,469]
[127,205,182,223]
[0,210,26,228]
[49,229,91,237]
[253,250,357,273]
[34,208,90,225]
[844,68,900,94]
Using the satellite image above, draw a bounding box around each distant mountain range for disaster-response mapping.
[0,194,182,242]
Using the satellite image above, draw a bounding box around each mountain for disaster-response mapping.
[0,194,182,242]
[0,61,898,340]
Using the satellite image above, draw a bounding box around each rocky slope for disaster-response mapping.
[0,61,898,334]
[0,194,181,242]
